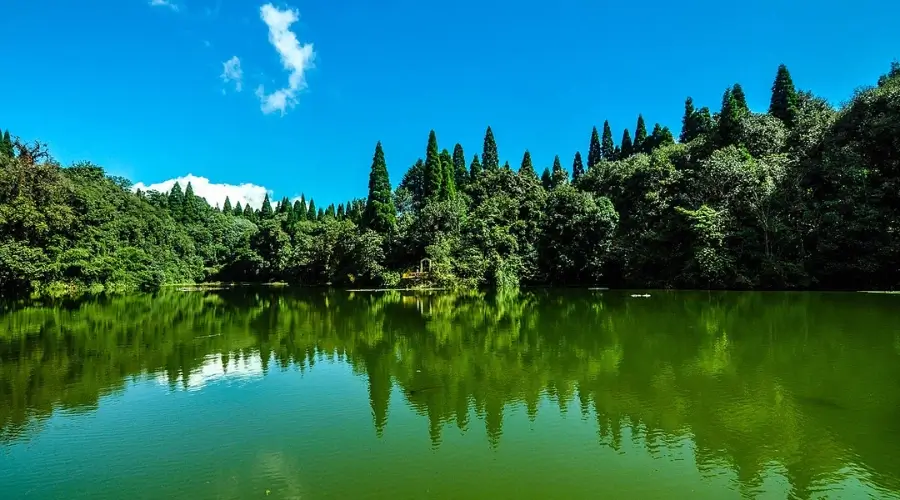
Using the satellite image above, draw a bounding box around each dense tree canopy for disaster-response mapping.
[2,62,900,294]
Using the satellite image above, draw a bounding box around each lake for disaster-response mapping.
[1,289,899,499]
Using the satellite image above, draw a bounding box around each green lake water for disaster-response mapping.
[1,289,899,499]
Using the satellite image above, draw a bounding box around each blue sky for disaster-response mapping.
[1,0,898,208]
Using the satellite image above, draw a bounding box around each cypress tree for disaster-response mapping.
[769,64,798,126]
[260,194,273,218]
[277,196,292,217]
[482,126,499,171]
[550,155,568,188]
[717,87,743,147]
[571,151,585,181]
[601,120,615,160]
[680,97,697,143]
[519,150,538,180]
[317,207,325,221]
[242,203,255,221]
[633,115,648,154]
[1,130,12,157]
[620,129,633,158]
[306,199,317,221]
[424,130,443,200]
[325,204,336,219]
[364,141,397,232]
[168,182,185,220]
[337,203,345,220]
[183,182,201,223]
[469,154,482,182]
[452,143,467,189]
[731,83,749,115]
[439,148,456,200]
[541,168,552,190]
[233,201,243,217]
[223,196,233,214]
[293,199,304,220]
[648,123,675,151]
[587,126,602,170]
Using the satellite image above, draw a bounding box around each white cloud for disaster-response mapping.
[149,0,179,11]
[132,174,271,209]
[256,3,316,116]
[221,56,243,92]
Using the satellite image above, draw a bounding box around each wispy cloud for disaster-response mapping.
[133,174,272,209]
[256,3,316,116]
[221,56,243,92]
[149,0,179,12]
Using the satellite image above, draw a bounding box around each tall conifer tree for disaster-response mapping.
[587,126,602,170]
[633,115,648,154]
[601,120,616,160]
[620,129,633,157]
[550,155,568,188]
[572,151,585,181]
[469,154,482,182]
[260,194,273,219]
[439,148,456,200]
[223,196,232,214]
[519,150,538,180]
[452,143,467,189]
[424,130,443,200]
[364,141,396,232]
[769,64,798,126]
[482,126,499,171]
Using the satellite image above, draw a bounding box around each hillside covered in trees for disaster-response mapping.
[2,62,899,295]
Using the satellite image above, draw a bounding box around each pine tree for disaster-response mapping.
[519,150,538,180]
[168,182,185,220]
[482,126,499,171]
[717,87,744,147]
[277,196,292,217]
[325,204,336,219]
[769,64,798,126]
[183,182,201,223]
[317,207,325,221]
[337,203,345,220]
[1,130,12,157]
[587,126,602,170]
[601,120,615,160]
[439,148,456,200]
[620,129,633,158]
[364,141,397,232]
[452,143,467,189]
[293,199,305,221]
[648,123,675,151]
[306,199,317,221]
[469,154,482,182]
[731,83,749,115]
[550,155,568,188]
[233,201,243,217]
[242,203,255,221]
[541,168,552,190]
[680,97,697,143]
[571,151,585,181]
[424,130,443,200]
[223,196,233,214]
[633,115,648,154]
[258,194,273,219]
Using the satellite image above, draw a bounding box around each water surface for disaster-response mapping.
[1,289,899,499]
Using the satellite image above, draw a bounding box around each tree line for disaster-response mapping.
[1,62,899,294]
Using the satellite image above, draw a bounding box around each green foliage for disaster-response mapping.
[633,115,648,154]
[3,62,900,295]
[518,150,537,181]
[424,131,443,200]
[769,64,799,126]
[620,129,633,158]
[571,151,585,181]
[601,120,616,160]
[0,130,13,158]
[587,126,602,170]
[363,141,397,233]
[439,148,456,200]
[482,126,499,171]
[452,143,467,190]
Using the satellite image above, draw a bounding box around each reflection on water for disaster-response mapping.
[1,289,899,499]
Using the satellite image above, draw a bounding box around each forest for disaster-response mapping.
[1,62,899,294]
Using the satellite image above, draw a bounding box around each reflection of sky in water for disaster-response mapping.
[155,353,266,391]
